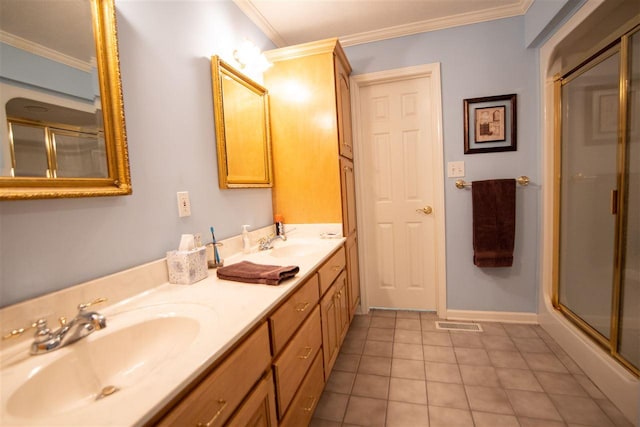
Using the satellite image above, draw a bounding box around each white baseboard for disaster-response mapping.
[446,309,538,324]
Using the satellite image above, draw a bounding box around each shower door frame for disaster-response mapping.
[552,24,639,377]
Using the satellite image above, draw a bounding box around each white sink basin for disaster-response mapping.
[269,243,324,258]
[1,303,217,424]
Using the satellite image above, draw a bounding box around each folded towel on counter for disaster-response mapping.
[472,179,516,268]
[216,261,300,285]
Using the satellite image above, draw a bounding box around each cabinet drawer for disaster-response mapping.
[279,351,325,427]
[273,306,322,418]
[158,323,271,427]
[318,246,346,296]
[269,273,319,355]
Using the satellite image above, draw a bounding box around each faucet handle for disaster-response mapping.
[2,319,48,340]
[3,325,30,340]
[32,319,52,342]
[77,297,107,312]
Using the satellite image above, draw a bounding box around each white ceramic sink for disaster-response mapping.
[268,243,325,258]
[254,237,341,260]
[1,303,217,424]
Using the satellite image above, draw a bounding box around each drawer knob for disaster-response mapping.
[298,346,313,360]
[332,265,341,271]
[303,395,317,412]
[196,399,227,427]
[295,302,310,312]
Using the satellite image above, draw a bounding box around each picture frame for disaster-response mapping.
[586,86,617,145]
[585,85,639,145]
[464,94,517,154]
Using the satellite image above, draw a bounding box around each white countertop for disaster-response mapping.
[0,228,344,426]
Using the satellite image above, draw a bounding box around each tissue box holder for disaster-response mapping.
[167,247,208,284]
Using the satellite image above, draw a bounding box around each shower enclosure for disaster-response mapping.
[554,25,639,376]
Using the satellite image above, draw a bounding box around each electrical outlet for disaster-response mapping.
[447,161,465,178]
[177,191,191,217]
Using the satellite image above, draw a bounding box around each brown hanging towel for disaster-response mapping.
[471,179,516,267]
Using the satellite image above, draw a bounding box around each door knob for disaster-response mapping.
[416,206,433,215]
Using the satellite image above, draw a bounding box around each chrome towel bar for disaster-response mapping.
[455,176,530,189]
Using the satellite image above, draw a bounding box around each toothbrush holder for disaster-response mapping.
[206,242,224,269]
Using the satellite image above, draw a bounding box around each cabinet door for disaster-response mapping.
[335,271,350,346]
[335,57,353,159]
[346,233,361,319]
[320,284,339,380]
[340,157,357,238]
[227,374,277,427]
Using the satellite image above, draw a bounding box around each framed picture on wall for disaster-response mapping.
[464,94,517,154]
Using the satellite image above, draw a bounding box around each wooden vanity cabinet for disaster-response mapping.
[264,37,361,321]
[154,245,355,427]
[156,323,272,427]
[264,38,353,225]
[320,270,349,380]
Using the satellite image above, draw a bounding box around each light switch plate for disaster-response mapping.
[177,191,191,217]
[447,161,465,178]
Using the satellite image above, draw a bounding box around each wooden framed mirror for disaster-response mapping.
[211,55,272,189]
[0,0,131,200]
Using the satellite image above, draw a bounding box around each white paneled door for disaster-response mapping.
[357,70,442,311]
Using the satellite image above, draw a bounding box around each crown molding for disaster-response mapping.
[233,0,288,47]
[340,0,535,47]
[236,0,534,48]
[0,30,93,72]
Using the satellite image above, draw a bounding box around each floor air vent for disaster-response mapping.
[436,321,483,332]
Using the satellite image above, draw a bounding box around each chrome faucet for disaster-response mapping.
[30,297,107,355]
[258,233,287,251]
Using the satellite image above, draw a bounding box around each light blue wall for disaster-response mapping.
[345,17,541,313]
[0,1,276,307]
[1,1,576,311]
[524,0,586,47]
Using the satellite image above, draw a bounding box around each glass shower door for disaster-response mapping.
[618,29,640,370]
[556,26,640,375]
[558,48,620,341]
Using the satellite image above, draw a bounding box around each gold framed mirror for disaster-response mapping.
[211,55,272,189]
[0,0,131,200]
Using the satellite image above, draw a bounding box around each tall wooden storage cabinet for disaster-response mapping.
[264,37,361,318]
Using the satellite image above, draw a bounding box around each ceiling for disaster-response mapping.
[233,0,534,48]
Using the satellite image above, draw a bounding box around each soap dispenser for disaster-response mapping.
[242,225,251,253]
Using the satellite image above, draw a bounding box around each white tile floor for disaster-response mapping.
[310,309,634,427]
